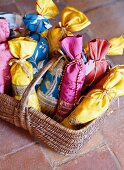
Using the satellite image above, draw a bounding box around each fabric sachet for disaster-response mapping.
[62,65,124,129]
[0,43,12,94]
[23,0,59,34]
[54,36,86,122]
[48,6,91,52]
[37,58,65,116]
[8,37,40,110]
[84,38,110,86]
[107,36,124,56]
[0,18,10,42]
[0,19,12,94]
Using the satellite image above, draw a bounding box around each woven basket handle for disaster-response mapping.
[20,57,58,112]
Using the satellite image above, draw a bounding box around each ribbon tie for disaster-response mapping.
[9,57,31,78]
[58,22,72,37]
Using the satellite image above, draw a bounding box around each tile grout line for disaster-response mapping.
[39,144,56,170]
[105,143,122,170]
[0,142,35,159]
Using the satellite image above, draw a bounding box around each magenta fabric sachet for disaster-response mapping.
[85,38,110,86]
[54,36,86,122]
[0,19,12,94]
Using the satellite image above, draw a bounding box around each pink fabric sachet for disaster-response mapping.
[85,38,110,86]
[0,43,12,94]
[54,36,86,122]
[0,19,12,94]
[0,18,10,43]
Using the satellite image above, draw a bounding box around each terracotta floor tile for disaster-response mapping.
[101,96,124,169]
[0,119,33,156]
[57,145,119,170]
[0,3,21,14]
[15,0,35,15]
[85,1,124,39]
[0,0,15,6]
[0,144,52,170]
[64,0,115,12]
[108,54,124,66]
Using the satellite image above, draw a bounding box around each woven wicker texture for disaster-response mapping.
[0,57,114,154]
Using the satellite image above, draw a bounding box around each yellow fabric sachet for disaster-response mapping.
[48,6,91,52]
[107,36,124,56]
[62,65,124,129]
[8,37,40,111]
[36,0,59,19]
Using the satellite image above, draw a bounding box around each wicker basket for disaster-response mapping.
[0,57,115,154]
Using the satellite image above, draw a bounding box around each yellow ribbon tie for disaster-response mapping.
[9,58,31,78]
[58,22,72,37]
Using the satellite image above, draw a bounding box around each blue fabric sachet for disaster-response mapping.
[23,14,52,33]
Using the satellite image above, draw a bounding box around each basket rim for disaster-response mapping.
[0,92,117,135]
